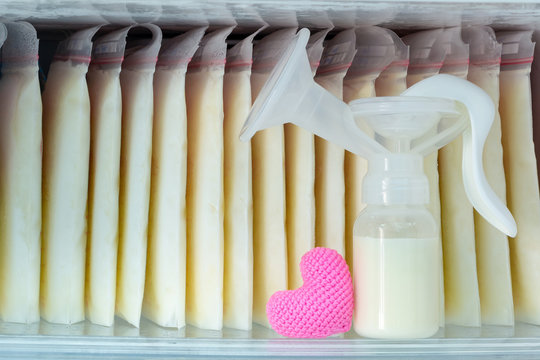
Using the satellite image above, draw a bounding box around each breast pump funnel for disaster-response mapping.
[240,28,386,159]
[241,28,516,238]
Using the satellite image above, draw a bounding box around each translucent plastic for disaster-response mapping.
[241,28,516,237]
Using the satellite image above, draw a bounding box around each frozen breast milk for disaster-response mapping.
[402,28,448,327]
[223,30,259,330]
[285,29,328,290]
[85,27,129,327]
[251,28,296,327]
[41,26,100,324]
[498,31,540,325]
[116,24,162,328]
[185,27,233,330]
[343,26,395,270]
[0,23,41,324]
[314,29,356,259]
[143,28,205,329]
[463,27,514,326]
[436,28,482,327]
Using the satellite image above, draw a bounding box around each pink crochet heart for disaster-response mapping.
[266,247,353,338]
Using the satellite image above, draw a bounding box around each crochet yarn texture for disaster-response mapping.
[266,247,353,338]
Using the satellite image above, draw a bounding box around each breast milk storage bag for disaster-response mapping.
[41,26,99,324]
[86,27,129,327]
[0,22,41,324]
[498,30,540,325]
[463,26,514,326]
[223,30,260,330]
[116,24,162,328]
[314,29,356,257]
[185,27,233,330]
[437,28,483,328]
[143,27,205,329]
[250,28,296,327]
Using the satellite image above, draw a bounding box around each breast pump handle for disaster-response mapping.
[402,74,517,237]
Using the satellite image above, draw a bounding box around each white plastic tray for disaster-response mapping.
[2,320,540,358]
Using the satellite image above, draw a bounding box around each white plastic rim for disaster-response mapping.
[349,96,462,116]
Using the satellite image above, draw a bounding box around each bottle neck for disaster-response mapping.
[362,153,429,205]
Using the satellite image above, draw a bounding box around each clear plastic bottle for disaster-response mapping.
[352,153,440,339]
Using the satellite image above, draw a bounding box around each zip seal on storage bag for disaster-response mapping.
[306,28,331,73]
[122,24,162,70]
[2,22,38,70]
[91,26,130,69]
[226,26,265,72]
[346,26,400,78]
[439,27,469,77]
[54,26,101,64]
[403,29,448,75]
[374,28,410,96]
[188,26,235,70]
[497,30,535,70]
[316,29,356,76]
[463,26,502,67]
[252,28,298,73]
[157,27,207,69]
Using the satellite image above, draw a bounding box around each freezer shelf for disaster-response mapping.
[1,320,540,358]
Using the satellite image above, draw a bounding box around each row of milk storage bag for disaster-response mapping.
[1,21,540,333]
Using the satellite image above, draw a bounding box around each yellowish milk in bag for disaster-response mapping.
[0,22,41,324]
[41,26,100,324]
[86,27,129,327]
[436,28,482,327]
[498,31,540,325]
[143,28,205,329]
[223,30,260,330]
[464,26,514,326]
[185,27,233,330]
[116,24,162,328]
